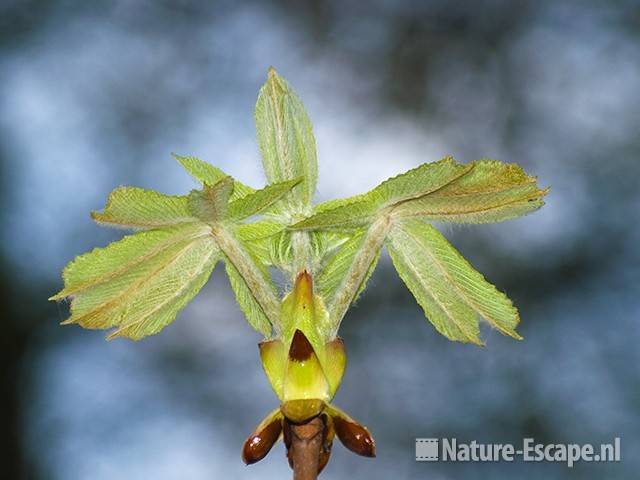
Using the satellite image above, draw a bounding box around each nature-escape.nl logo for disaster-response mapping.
[415,437,621,468]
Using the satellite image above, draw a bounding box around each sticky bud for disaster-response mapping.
[242,409,283,465]
[326,405,376,457]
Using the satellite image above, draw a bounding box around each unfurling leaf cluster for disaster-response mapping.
[51,67,548,345]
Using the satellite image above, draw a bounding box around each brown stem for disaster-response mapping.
[290,416,324,480]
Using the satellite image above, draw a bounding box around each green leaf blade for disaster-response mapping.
[255,68,317,211]
[388,220,522,344]
[392,160,549,224]
[226,178,302,220]
[289,199,378,231]
[289,157,472,232]
[224,256,273,337]
[91,187,197,229]
[187,176,234,222]
[317,229,379,307]
[51,224,211,300]
[173,153,255,200]
[54,225,219,340]
[371,156,472,207]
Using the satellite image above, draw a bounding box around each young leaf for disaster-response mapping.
[324,217,391,328]
[91,187,196,229]
[317,229,379,308]
[392,160,549,223]
[173,153,255,200]
[188,176,234,222]
[387,220,521,344]
[52,224,219,340]
[211,224,281,332]
[268,230,294,269]
[368,156,471,206]
[289,157,471,232]
[289,199,378,231]
[235,220,286,242]
[255,68,317,210]
[224,255,274,337]
[226,178,302,220]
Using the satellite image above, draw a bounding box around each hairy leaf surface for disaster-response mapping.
[255,68,317,210]
[91,187,196,229]
[173,153,255,200]
[52,224,218,340]
[290,157,471,231]
[388,220,521,344]
[227,178,302,220]
[317,229,379,307]
[224,254,274,337]
[393,160,549,223]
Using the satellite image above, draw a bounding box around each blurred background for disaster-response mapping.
[1,1,639,479]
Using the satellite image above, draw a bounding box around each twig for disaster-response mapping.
[289,417,324,480]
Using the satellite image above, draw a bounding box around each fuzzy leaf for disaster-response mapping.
[317,229,379,306]
[224,255,273,337]
[255,68,317,210]
[235,220,286,242]
[91,187,197,229]
[323,217,391,329]
[290,157,471,231]
[268,230,294,269]
[388,220,521,344]
[188,177,234,222]
[226,178,302,220]
[52,224,218,340]
[289,199,377,231]
[235,221,287,267]
[173,153,255,200]
[368,156,472,206]
[393,160,549,223]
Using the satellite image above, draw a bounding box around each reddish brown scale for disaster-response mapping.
[242,416,283,465]
[332,415,376,458]
[289,329,315,362]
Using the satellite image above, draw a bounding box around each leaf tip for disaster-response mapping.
[106,329,133,342]
[48,292,64,302]
[506,330,524,341]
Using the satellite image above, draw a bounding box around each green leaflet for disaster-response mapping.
[235,220,285,242]
[324,217,391,329]
[268,230,294,269]
[188,177,234,222]
[234,220,285,264]
[289,199,378,231]
[226,178,302,220]
[317,229,379,308]
[387,220,521,344]
[236,224,347,274]
[51,224,210,299]
[290,157,471,231]
[224,254,273,337]
[52,224,218,340]
[91,187,197,229]
[369,156,472,206]
[392,160,549,223]
[255,68,317,211]
[173,153,255,200]
[211,223,281,333]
